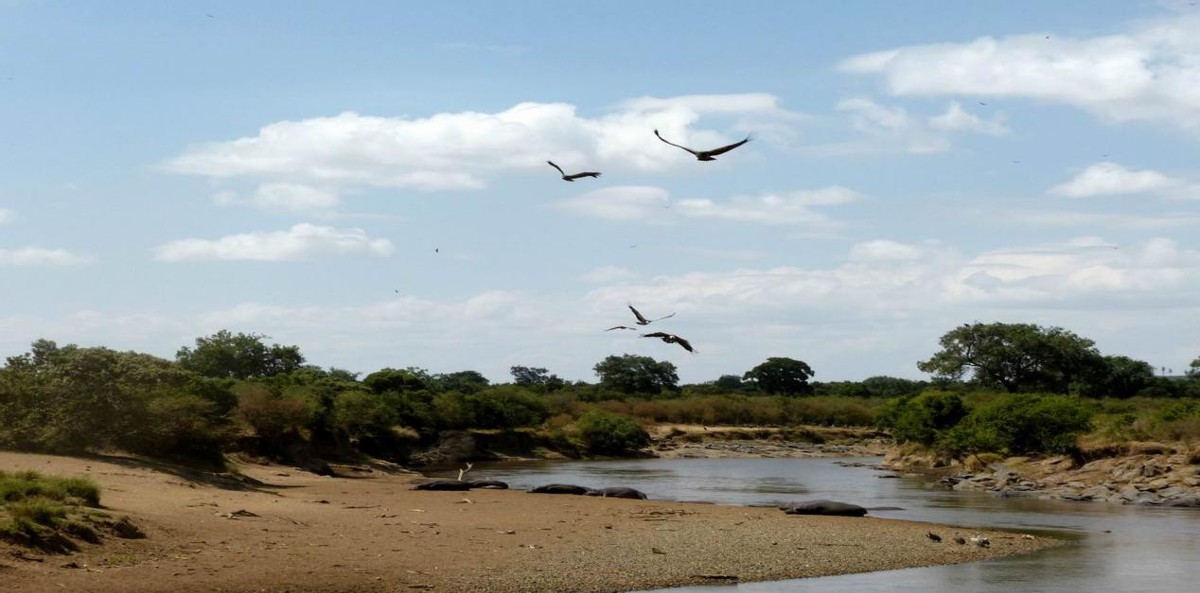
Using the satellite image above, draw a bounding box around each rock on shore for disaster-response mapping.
[888,444,1200,507]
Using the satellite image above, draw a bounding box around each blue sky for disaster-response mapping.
[3,1,1200,383]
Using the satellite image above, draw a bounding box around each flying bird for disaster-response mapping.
[642,332,695,353]
[547,160,601,182]
[653,129,751,161]
[628,304,675,326]
[605,325,638,331]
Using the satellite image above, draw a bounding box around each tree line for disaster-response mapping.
[0,323,1197,466]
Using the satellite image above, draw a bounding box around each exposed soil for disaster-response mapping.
[1,450,1057,593]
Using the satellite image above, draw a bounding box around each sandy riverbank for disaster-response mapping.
[1,451,1057,593]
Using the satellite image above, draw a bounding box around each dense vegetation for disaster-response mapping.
[0,322,1197,467]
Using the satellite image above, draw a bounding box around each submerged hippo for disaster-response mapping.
[779,499,868,517]
[529,484,593,495]
[412,479,473,491]
[584,487,648,500]
[465,479,509,490]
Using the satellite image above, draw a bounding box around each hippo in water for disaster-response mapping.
[779,499,868,517]
[584,487,648,500]
[412,479,473,491]
[529,484,593,495]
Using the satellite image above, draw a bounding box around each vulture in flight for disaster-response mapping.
[653,129,751,161]
[642,332,695,353]
[547,160,601,181]
[628,304,675,326]
[605,325,638,331]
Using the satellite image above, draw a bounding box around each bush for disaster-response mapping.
[877,391,967,446]
[572,410,649,455]
[947,394,1095,455]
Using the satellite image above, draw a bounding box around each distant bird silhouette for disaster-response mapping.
[642,332,694,353]
[953,536,966,545]
[927,531,942,543]
[653,129,751,161]
[628,304,675,326]
[547,161,601,182]
[605,325,638,331]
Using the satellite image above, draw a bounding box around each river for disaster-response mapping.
[448,457,1199,592]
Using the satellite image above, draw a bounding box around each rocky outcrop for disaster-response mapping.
[896,447,1200,507]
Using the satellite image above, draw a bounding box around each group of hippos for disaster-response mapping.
[413,478,650,499]
[413,478,894,515]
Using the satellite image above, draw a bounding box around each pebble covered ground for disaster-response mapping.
[1,451,1058,593]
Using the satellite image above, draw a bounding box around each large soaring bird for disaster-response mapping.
[605,325,638,331]
[547,160,601,181]
[653,129,751,161]
[628,304,675,326]
[642,332,695,353]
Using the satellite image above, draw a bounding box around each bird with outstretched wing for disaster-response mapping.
[628,304,675,326]
[653,129,751,161]
[642,332,695,353]
[547,160,602,181]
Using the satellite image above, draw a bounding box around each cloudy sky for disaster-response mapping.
[3,1,1200,383]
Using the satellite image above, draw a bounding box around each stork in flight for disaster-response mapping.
[653,129,751,161]
[642,332,695,353]
[628,304,675,326]
[547,160,601,182]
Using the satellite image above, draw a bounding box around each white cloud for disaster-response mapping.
[1000,208,1200,229]
[1049,162,1183,197]
[557,186,859,232]
[929,102,1009,135]
[831,98,1002,154]
[0,247,95,266]
[252,183,341,213]
[578,265,637,284]
[153,223,394,262]
[848,240,928,262]
[675,187,861,231]
[840,15,1200,133]
[0,208,13,225]
[166,94,795,191]
[555,186,671,221]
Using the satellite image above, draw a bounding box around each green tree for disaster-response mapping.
[714,374,746,391]
[176,330,304,380]
[947,394,1094,455]
[433,370,490,394]
[509,366,566,391]
[1188,357,1200,380]
[876,391,968,446]
[1075,355,1156,398]
[917,322,1104,393]
[861,376,925,398]
[743,357,815,395]
[573,409,650,455]
[593,355,678,395]
[362,367,430,394]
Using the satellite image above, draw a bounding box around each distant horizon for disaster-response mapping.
[3,1,1198,385]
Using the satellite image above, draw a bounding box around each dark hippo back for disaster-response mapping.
[413,479,473,491]
[779,499,868,517]
[584,487,648,500]
[529,483,593,495]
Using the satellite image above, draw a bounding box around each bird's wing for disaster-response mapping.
[674,337,695,352]
[564,171,601,180]
[628,304,649,324]
[653,129,699,156]
[703,135,751,157]
[546,160,566,176]
[605,326,635,331]
[641,332,669,339]
[648,312,676,323]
